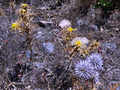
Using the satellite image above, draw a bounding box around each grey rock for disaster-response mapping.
[102,42,117,51]
[89,24,99,31]
[77,19,89,26]
[43,42,55,53]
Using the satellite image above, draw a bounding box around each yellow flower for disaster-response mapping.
[19,9,27,15]
[11,22,20,30]
[67,27,77,32]
[71,37,89,48]
[71,37,89,46]
[66,37,70,40]
[74,40,83,47]
[21,3,29,9]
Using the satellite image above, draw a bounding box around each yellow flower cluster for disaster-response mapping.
[71,37,89,48]
[11,3,30,31]
[19,3,29,15]
[59,19,101,58]
[21,3,29,9]
[11,22,20,30]
[67,27,77,32]
[74,40,83,47]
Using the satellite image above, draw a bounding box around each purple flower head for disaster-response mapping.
[87,53,103,71]
[74,60,95,80]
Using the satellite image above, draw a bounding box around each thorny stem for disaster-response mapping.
[26,35,32,60]
[66,46,79,71]
[25,26,33,61]
[56,47,78,89]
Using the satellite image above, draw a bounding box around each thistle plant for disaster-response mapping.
[11,3,34,33]
[68,39,100,58]
[11,3,35,60]
[87,53,103,71]
[74,60,95,80]
[70,37,89,58]
[74,54,103,89]
[58,20,77,59]
[59,19,101,59]
[60,26,77,43]
[86,40,100,54]
[59,19,77,42]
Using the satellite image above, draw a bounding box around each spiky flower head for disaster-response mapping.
[59,19,71,28]
[74,60,95,80]
[71,37,89,48]
[67,27,77,32]
[87,53,103,71]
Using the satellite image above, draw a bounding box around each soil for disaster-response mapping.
[0,0,120,90]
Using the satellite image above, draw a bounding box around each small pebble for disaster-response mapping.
[33,62,46,69]
[77,19,89,26]
[102,42,117,51]
[43,42,55,53]
[26,50,31,58]
[35,31,43,39]
[89,24,99,31]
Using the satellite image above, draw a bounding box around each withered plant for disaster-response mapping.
[11,3,36,61]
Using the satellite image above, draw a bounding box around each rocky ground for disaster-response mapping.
[0,0,120,90]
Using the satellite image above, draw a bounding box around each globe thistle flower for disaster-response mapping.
[71,37,89,48]
[87,53,103,71]
[74,60,95,80]
[59,19,71,28]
